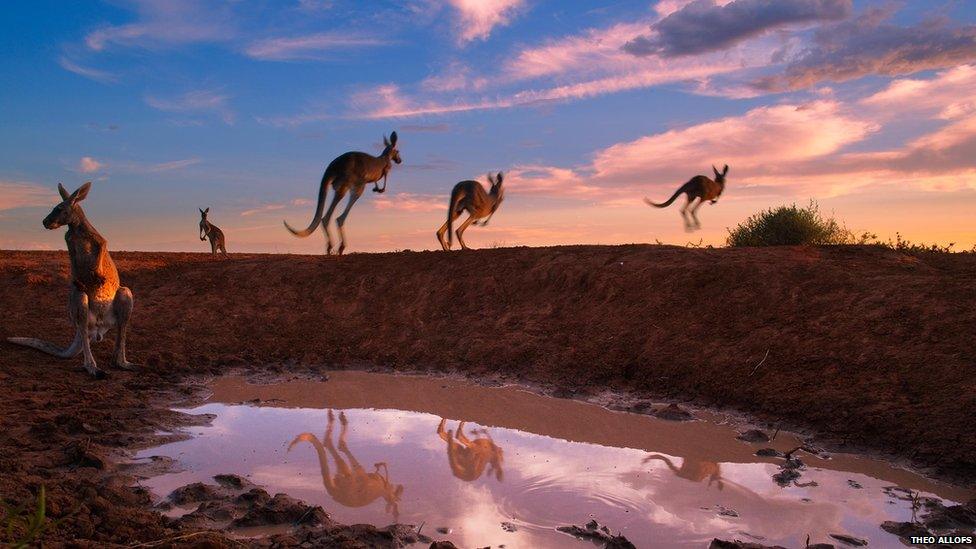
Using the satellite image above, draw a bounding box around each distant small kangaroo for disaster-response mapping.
[289,410,404,520]
[7,182,134,379]
[645,165,728,231]
[436,172,505,251]
[198,207,227,258]
[643,454,724,490]
[437,419,504,482]
[284,131,401,255]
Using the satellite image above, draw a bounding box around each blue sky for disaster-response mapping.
[2,0,975,253]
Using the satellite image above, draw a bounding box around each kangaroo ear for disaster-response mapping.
[383,134,390,147]
[70,181,92,204]
[58,182,70,200]
[200,208,205,215]
[722,164,729,175]
[204,207,210,214]
[495,172,504,185]
[713,165,720,178]
[389,131,398,145]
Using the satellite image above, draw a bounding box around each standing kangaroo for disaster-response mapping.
[436,172,505,251]
[198,207,227,258]
[7,182,134,379]
[284,131,401,255]
[645,165,728,231]
[288,410,404,520]
[437,419,504,482]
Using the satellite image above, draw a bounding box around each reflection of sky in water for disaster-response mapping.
[139,404,951,548]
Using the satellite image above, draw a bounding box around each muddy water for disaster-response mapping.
[139,372,972,548]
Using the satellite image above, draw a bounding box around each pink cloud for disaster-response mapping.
[373,193,446,213]
[78,156,105,173]
[0,181,57,211]
[448,0,525,43]
[861,65,976,121]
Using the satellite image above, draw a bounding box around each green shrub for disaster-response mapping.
[726,202,853,247]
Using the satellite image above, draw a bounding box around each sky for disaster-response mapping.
[1,0,975,253]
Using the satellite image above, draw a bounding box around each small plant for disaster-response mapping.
[727,201,852,247]
[2,486,59,548]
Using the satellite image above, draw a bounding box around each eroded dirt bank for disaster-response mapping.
[1,245,975,546]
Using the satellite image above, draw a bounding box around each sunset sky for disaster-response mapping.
[2,0,975,253]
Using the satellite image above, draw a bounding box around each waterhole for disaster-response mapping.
[139,371,972,548]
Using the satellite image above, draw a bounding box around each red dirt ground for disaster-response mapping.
[1,245,974,546]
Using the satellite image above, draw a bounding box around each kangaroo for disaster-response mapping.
[7,182,134,379]
[288,410,404,520]
[284,132,401,255]
[645,164,728,231]
[198,207,227,258]
[437,419,504,482]
[643,454,723,490]
[436,172,505,251]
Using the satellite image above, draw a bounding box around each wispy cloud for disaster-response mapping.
[58,56,118,83]
[78,156,105,174]
[144,90,235,124]
[240,198,311,217]
[447,0,526,43]
[0,181,57,211]
[84,0,235,52]
[755,6,976,91]
[624,0,850,57]
[373,192,445,212]
[245,32,390,61]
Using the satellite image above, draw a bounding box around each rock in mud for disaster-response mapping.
[169,482,224,504]
[755,448,784,458]
[557,520,636,549]
[737,429,770,443]
[435,527,452,534]
[654,403,694,421]
[501,521,518,532]
[709,540,788,549]
[232,493,329,527]
[829,533,867,546]
[847,479,863,489]
[430,542,458,549]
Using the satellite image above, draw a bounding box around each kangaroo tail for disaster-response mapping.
[645,181,691,208]
[8,331,82,359]
[284,172,332,237]
[447,186,463,247]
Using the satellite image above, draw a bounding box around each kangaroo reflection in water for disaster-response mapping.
[288,410,404,520]
[644,454,724,490]
[437,419,504,482]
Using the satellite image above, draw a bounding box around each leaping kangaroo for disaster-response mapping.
[7,182,134,379]
[284,131,401,255]
[198,207,227,258]
[645,164,728,231]
[437,419,504,482]
[288,410,404,520]
[436,172,505,251]
[643,454,724,490]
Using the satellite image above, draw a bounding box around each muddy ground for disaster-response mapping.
[1,245,974,547]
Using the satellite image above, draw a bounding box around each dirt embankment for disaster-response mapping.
[1,245,975,546]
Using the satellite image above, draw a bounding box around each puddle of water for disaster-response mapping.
[139,371,973,548]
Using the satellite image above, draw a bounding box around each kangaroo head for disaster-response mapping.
[44,182,91,230]
[382,131,401,165]
[199,208,210,239]
[489,172,505,203]
[712,164,729,184]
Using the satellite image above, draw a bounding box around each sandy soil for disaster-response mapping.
[1,245,974,546]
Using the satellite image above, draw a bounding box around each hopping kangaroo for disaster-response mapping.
[643,454,724,490]
[284,131,401,255]
[437,419,504,481]
[7,182,134,379]
[198,207,227,258]
[288,410,404,520]
[436,172,505,251]
[645,164,728,231]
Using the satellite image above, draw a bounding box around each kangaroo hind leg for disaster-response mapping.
[112,287,135,370]
[72,289,104,378]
